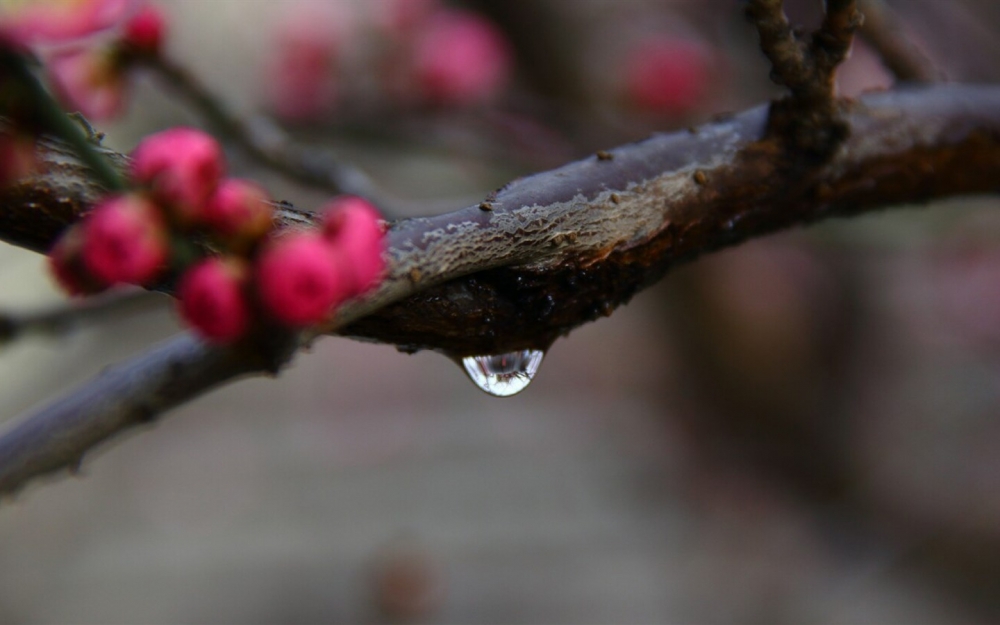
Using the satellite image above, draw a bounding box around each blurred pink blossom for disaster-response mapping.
[264,1,343,121]
[121,1,166,56]
[256,232,352,327]
[130,126,226,220]
[178,257,251,343]
[81,193,168,286]
[202,178,274,244]
[411,9,512,106]
[321,195,386,296]
[46,47,126,120]
[0,0,133,47]
[624,36,712,115]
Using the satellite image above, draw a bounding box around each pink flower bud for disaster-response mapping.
[177,257,250,343]
[46,47,126,121]
[264,2,341,121]
[0,0,132,47]
[202,178,273,243]
[81,194,168,285]
[321,195,386,295]
[121,2,167,56]
[256,232,351,327]
[130,127,225,220]
[624,37,712,116]
[412,9,511,106]
[48,226,106,296]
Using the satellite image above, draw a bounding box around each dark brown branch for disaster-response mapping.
[0,332,289,498]
[813,0,864,82]
[859,0,938,83]
[746,0,812,96]
[746,0,862,156]
[335,85,1000,354]
[5,85,1000,357]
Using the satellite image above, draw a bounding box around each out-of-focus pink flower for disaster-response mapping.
[264,2,342,121]
[624,36,712,115]
[256,232,351,327]
[121,2,166,56]
[48,226,105,295]
[411,9,511,106]
[0,132,38,187]
[46,47,126,120]
[321,195,386,295]
[178,257,250,342]
[202,178,273,244]
[130,127,225,221]
[0,0,133,47]
[81,193,168,285]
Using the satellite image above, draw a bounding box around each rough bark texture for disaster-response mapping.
[336,85,1000,355]
[5,85,1000,359]
[3,83,1000,498]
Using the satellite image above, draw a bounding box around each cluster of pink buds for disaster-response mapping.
[49,127,387,343]
[265,0,512,121]
[28,1,169,122]
[0,1,166,187]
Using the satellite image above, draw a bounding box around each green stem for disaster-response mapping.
[2,49,127,192]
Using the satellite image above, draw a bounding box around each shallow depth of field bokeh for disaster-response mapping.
[2,0,1000,623]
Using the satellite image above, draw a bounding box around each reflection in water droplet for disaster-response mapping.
[461,350,544,397]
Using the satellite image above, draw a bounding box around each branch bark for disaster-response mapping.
[0,332,285,498]
[5,85,1000,357]
[745,0,863,156]
[3,83,1000,497]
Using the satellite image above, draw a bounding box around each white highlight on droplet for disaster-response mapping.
[461,349,544,397]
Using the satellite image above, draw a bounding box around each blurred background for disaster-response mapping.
[3,0,1000,622]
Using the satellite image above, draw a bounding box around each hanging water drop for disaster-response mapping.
[461,349,545,397]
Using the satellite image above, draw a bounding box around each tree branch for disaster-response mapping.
[0,332,289,498]
[0,290,165,345]
[2,84,1000,498]
[140,55,420,217]
[745,0,863,156]
[813,0,864,83]
[333,84,1000,354]
[4,84,1000,357]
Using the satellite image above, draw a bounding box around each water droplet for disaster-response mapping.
[461,349,544,397]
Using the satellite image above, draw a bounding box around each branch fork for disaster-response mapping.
[746,0,864,158]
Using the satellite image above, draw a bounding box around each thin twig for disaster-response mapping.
[0,49,126,192]
[745,0,812,95]
[859,0,937,83]
[0,290,167,345]
[745,0,862,157]
[813,0,864,85]
[141,56,417,217]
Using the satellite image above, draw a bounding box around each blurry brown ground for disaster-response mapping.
[2,1,1000,623]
